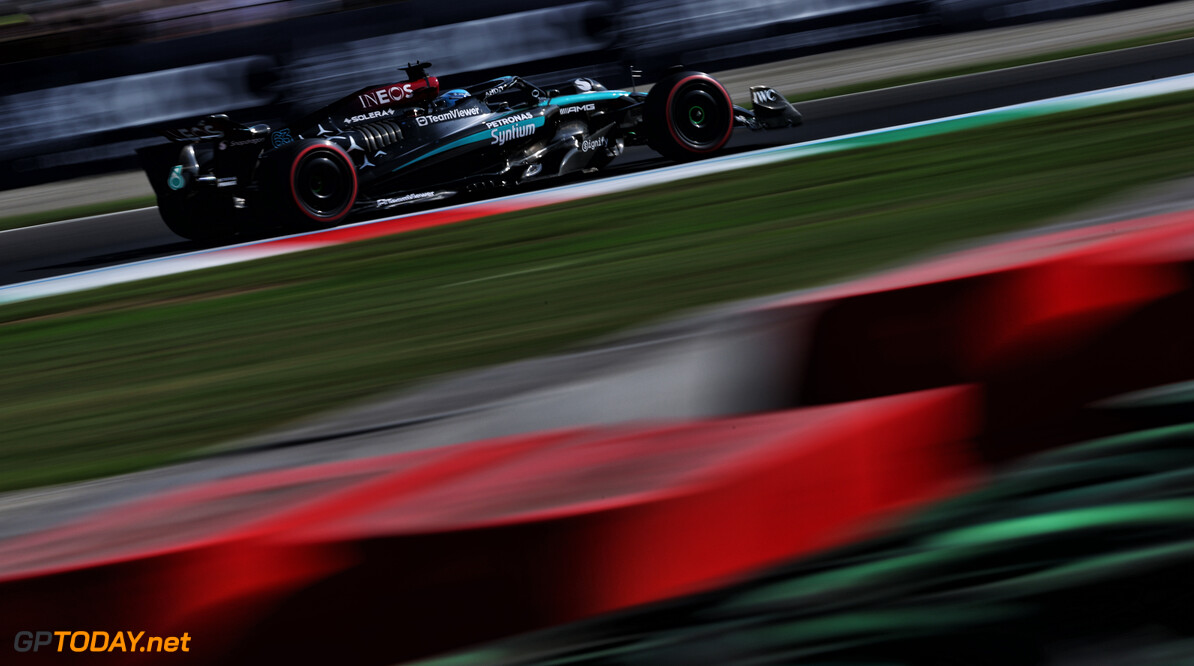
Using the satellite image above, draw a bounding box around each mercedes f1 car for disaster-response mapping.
[137,63,802,242]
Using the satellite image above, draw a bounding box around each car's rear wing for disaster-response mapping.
[160,114,271,144]
[140,114,272,199]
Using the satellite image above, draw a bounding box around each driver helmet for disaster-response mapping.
[438,89,471,108]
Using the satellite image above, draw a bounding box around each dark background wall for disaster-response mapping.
[0,0,1167,187]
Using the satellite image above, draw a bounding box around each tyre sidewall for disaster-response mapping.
[647,71,734,161]
[259,140,359,230]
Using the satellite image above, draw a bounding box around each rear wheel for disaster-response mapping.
[260,140,358,231]
[646,70,735,161]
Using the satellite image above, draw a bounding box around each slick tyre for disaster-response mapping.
[261,140,358,230]
[646,70,734,162]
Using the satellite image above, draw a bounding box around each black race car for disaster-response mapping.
[137,63,801,242]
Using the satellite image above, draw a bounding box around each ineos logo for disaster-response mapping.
[359,84,416,108]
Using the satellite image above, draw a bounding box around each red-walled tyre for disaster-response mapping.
[259,140,358,231]
[646,70,735,162]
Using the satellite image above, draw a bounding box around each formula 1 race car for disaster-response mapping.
[137,62,801,242]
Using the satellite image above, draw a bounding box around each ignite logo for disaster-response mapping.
[581,136,607,152]
[13,631,191,653]
[490,121,536,146]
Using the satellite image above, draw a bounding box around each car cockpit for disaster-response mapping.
[465,76,547,112]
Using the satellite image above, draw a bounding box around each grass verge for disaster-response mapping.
[2,91,1194,491]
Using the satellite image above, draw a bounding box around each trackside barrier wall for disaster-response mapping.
[6,0,1133,182]
[1,0,938,183]
[0,1,613,184]
[777,210,1194,460]
[0,388,980,664]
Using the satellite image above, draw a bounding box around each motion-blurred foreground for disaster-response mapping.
[8,189,1194,664]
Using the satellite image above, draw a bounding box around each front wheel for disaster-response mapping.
[258,140,358,231]
[646,70,735,162]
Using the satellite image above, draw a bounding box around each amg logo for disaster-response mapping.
[359,84,415,108]
[491,121,536,146]
[561,103,596,115]
[415,107,481,126]
[752,88,779,105]
[485,112,533,129]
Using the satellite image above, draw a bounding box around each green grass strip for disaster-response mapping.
[1,92,1193,491]
[937,538,1194,602]
[0,14,30,27]
[746,605,1019,647]
[723,548,959,609]
[927,499,1194,548]
[1028,421,1194,465]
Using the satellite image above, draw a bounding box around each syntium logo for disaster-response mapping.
[490,121,536,146]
